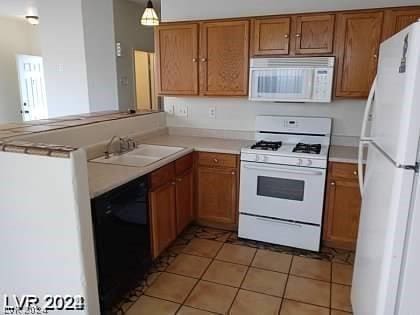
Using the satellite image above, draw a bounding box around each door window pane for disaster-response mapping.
[257,176,305,201]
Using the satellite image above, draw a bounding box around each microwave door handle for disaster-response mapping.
[244,164,323,176]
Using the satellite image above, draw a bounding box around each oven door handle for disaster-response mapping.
[243,164,324,176]
[256,217,303,228]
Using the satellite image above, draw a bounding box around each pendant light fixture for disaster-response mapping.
[140,0,159,26]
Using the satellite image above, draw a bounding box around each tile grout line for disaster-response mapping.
[226,247,258,314]
[278,255,294,315]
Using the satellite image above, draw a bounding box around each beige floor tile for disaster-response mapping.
[216,243,256,265]
[332,263,353,285]
[241,267,287,297]
[230,289,282,315]
[331,284,352,312]
[203,260,248,287]
[280,300,329,315]
[331,310,352,315]
[183,239,223,258]
[125,295,179,315]
[177,305,216,315]
[290,256,331,282]
[167,254,211,278]
[251,250,292,273]
[145,272,197,303]
[185,280,238,314]
[284,275,330,307]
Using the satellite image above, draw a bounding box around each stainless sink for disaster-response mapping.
[90,144,184,167]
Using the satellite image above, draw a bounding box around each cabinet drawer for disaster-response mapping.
[197,152,237,168]
[175,153,193,175]
[150,163,175,190]
[330,162,358,179]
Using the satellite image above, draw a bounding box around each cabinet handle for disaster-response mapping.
[330,181,336,186]
[353,171,358,176]
[373,54,378,59]
[171,181,176,185]
[201,58,207,62]
[176,178,182,182]
[296,33,301,38]
[284,34,289,39]
[232,171,236,175]
[213,158,219,163]
[193,58,198,62]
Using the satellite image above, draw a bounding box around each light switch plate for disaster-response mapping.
[209,107,216,119]
[175,104,188,117]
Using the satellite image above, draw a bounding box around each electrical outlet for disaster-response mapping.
[208,107,216,119]
[175,104,188,117]
[165,104,175,115]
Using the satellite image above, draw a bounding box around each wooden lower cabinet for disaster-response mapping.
[149,154,194,258]
[150,181,177,258]
[323,162,362,250]
[195,152,239,229]
[175,169,194,234]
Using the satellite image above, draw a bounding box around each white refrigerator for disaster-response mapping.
[352,22,420,315]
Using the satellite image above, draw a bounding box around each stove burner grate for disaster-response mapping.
[251,140,282,151]
[293,143,322,154]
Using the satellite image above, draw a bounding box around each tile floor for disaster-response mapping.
[113,225,354,315]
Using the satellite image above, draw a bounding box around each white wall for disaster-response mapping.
[82,0,119,113]
[165,98,366,145]
[113,0,156,111]
[0,16,40,123]
[38,0,91,117]
[38,0,119,118]
[161,0,420,21]
[0,150,100,314]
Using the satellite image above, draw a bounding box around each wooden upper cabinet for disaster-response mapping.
[335,11,384,97]
[252,17,291,56]
[200,20,250,96]
[382,7,420,40]
[155,24,199,95]
[294,14,335,54]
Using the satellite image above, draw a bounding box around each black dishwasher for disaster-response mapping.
[91,176,151,313]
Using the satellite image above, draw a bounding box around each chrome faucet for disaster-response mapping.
[104,136,137,159]
[104,136,121,159]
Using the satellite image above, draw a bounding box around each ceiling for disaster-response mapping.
[0,0,37,17]
[161,0,420,21]
[0,0,160,18]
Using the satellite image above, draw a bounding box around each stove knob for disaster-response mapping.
[297,158,303,166]
[306,159,313,166]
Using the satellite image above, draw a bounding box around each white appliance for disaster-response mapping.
[249,57,335,103]
[239,116,332,251]
[352,22,420,315]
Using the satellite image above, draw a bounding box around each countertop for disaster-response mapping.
[88,135,253,198]
[329,145,364,164]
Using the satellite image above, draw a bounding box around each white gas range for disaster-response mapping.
[239,116,332,251]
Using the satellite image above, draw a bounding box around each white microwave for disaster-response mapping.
[249,57,335,103]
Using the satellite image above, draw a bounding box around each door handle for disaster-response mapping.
[256,217,303,228]
[20,110,30,114]
[244,164,323,176]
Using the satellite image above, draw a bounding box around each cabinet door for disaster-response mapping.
[196,167,238,224]
[335,12,383,97]
[382,7,420,40]
[150,182,177,258]
[200,20,249,96]
[175,170,194,234]
[155,24,199,95]
[323,179,361,250]
[252,17,291,56]
[294,14,335,54]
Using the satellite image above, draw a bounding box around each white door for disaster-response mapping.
[370,22,420,166]
[352,143,415,315]
[239,161,326,224]
[16,55,48,121]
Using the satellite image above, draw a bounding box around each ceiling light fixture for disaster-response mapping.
[140,0,159,26]
[25,15,39,25]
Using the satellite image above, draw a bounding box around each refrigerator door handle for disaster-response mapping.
[359,76,377,197]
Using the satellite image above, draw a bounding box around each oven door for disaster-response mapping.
[249,67,314,102]
[239,161,326,225]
